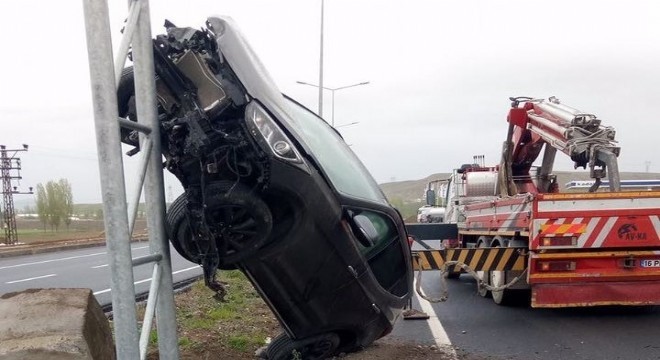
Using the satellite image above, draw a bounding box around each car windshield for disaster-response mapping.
[283,98,388,205]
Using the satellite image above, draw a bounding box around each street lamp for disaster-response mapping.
[296,81,369,127]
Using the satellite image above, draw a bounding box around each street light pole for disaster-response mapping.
[318,0,324,117]
[296,81,369,126]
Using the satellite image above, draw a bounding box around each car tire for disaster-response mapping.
[166,194,200,264]
[116,67,140,146]
[167,193,242,270]
[204,181,273,264]
[267,332,340,360]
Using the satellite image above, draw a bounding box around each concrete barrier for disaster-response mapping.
[0,288,115,360]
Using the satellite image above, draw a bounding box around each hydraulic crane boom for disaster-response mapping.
[499,96,620,195]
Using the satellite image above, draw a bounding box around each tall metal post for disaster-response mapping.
[318,0,324,117]
[0,145,31,245]
[82,0,179,359]
[131,0,179,357]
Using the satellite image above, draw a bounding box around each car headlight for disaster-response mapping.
[245,101,305,166]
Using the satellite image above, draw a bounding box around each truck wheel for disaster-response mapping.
[490,237,515,305]
[491,269,512,305]
[476,236,491,298]
[267,332,340,360]
[446,271,461,279]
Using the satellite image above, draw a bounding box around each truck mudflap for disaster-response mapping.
[532,281,660,307]
[528,250,660,307]
[412,247,527,272]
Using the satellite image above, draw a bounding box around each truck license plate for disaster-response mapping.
[640,259,660,268]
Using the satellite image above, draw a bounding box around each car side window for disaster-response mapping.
[354,211,397,255]
[351,209,408,297]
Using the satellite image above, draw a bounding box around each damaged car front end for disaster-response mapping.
[117,16,413,359]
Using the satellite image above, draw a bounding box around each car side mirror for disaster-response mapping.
[351,214,378,248]
[426,189,436,206]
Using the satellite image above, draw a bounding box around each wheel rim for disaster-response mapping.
[301,338,335,358]
[490,237,507,304]
[207,204,263,258]
[175,219,207,263]
[491,269,509,304]
[491,270,505,293]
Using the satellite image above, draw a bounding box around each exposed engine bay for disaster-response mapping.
[118,20,275,298]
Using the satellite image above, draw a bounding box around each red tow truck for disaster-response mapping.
[415,96,660,307]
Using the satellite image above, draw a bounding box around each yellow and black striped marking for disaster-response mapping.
[412,248,527,272]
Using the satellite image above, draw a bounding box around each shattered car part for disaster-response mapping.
[117,16,413,358]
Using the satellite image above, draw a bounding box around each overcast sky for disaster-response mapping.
[1,0,659,204]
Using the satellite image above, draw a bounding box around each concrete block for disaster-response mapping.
[0,288,115,360]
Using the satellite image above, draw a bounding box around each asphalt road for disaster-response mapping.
[0,242,203,307]
[390,241,660,360]
[3,240,660,360]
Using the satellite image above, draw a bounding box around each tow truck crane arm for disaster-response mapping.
[499,96,621,195]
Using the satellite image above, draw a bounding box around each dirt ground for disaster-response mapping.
[339,341,465,360]
[146,272,488,360]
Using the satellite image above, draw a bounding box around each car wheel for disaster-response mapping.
[167,193,242,270]
[204,181,272,264]
[116,67,140,146]
[166,194,200,264]
[267,332,340,360]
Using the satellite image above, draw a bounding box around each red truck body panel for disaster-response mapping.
[460,191,660,307]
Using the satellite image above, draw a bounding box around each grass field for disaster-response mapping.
[4,219,148,245]
[144,270,280,360]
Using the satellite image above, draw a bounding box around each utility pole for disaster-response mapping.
[0,144,33,245]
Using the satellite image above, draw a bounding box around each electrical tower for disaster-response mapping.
[1,144,32,245]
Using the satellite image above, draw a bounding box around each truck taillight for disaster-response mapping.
[538,260,576,272]
[541,236,577,247]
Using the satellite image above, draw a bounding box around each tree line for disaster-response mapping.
[35,179,74,231]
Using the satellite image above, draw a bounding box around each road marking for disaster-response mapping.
[0,245,150,271]
[414,279,458,359]
[93,265,200,295]
[172,266,200,275]
[6,273,57,284]
[0,252,107,270]
[92,264,109,269]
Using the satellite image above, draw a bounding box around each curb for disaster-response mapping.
[0,241,106,259]
[0,237,149,259]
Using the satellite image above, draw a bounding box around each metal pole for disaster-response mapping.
[131,0,180,358]
[82,0,139,358]
[331,89,335,127]
[295,81,369,125]
[139,264,162,360]
[318,0,324,117]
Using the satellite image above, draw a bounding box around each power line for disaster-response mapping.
[28,145,98,161]
[1,144,33,245]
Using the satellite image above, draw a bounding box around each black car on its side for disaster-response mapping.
[117,16,413,359]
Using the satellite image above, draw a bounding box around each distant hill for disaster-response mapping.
[380,173,450,203]
[379,171,660,220]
